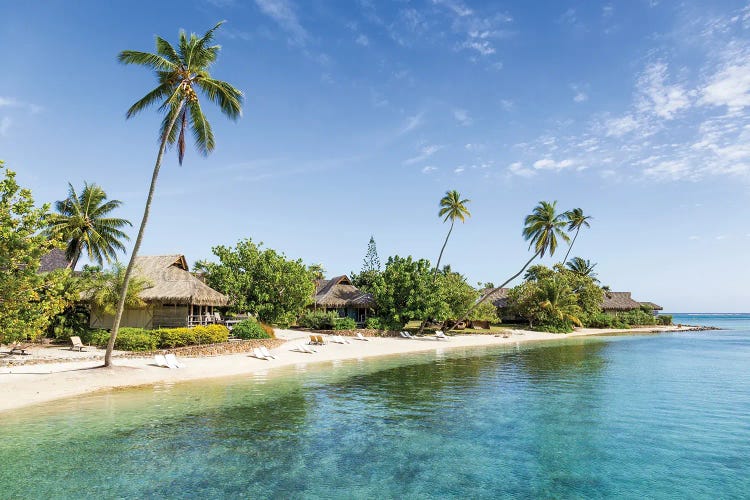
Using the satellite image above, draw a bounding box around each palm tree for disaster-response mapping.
[434,190,471,275]
[105,22,243,367]
[538,277,582,327]
[565,257,598,281]
[448,200,570,332]
[86,264,152,315]
[562,208,592,263]
[47,182,131,270]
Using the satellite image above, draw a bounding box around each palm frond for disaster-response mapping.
[188,98,215,156]
[118,50,176,71]
[195,77,243,119]
[126,84,173,119]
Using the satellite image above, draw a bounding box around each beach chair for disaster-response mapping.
[355,332,369,341]
[315,335,326,345]
[8,342,31,355]
[259,346,276,359]
[253,347,270,360]
[403,331,414,339]
[399,331,407,338]
[330,335,344,344]
[309,335,320,346]
[69,336,86,352]
[293,344,314,354]
[435,331,449,340]
[165,353,185,368]
[154,354,170,368]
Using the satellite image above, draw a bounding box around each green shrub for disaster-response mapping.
[298,310,338,330]
[112,327,158,351]
[365,316,382,330]
[334,317,357,330]
[533,320,573,334]
[232,318,271,339]
[583,312,614,328]
[260,323,276,338]
[657,314,673,325]
[617,310,657,327]
[81,329,110,346]
[158,327,196,348]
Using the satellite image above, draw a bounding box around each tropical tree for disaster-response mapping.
[434,190,471,275]
[83,264,152,316]
[47,182,131,270]
[448,200,570,332]
[351,236,382,292]
[105,22,243,367]
[562,208,592,263]
[565,257,598,281]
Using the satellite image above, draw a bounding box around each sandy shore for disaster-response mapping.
[0,325,697,413]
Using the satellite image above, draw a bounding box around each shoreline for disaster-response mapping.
[0,325,705,414]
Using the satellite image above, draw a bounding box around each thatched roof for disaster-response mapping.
[134,255,229,306]
[482,287,511,308]
[640,301,663,311]
[314,275,375,308]
[602,292,642,311]
[39,248,68,273]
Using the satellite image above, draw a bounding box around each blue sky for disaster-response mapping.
[2,0,749,312]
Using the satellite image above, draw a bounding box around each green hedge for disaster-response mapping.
[333,317,357,330]
[298,311,338,330]
[85,324,231,351]
[232,318,271,339]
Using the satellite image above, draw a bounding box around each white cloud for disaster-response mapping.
[604,114,641,137]
[399,113,424,135]
[0,97,18,108]
[254,0,308,45]
[636,62,691,119]
[404,144,444,165]
[508,161,536,177]
[533,158,575,170]
[700,58,750,111]
[431,0,472,17]
[453,108,472,125]
[573,91,588,103]
[355,34,369,46]
[643,160,692,180]
[499,99,514,110]
[0,117,11,136]
[688,235,700,240]
[421,166,437,174]
[454,166,465,174]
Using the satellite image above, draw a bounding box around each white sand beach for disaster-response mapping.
[0,326,695,413]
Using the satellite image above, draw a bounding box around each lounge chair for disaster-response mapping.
[253,347,270,360]
[309,335,320,345]
[165,353,185,368]
[330,335,344,344]
[154,354,170,368]
[355,332,369,341]
[292,344,314,354]
[315,335,326,345]
[8,342,31,355]
[70,336,86,352]
[435,331,449,340]
[259,346,276,359]
[403,331,414,339]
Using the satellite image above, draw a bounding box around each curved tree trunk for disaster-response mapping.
[562,227,580,264]
[417,221,454,335]
[67,241,83,270]
[447,249,541,333]
[104,102,184,368]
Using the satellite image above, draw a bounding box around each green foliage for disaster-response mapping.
[298,311,338,330]
[351,236,382,292]
[232,318,271,339]
[111,328,159,351]
[467,300,500,323]
[196,239,315,327]
[334,317,357,330]
[370,255,440,329]
[522,201,570,258]
[616,309,659,327]
[435,271,478,321]
[46,182,131,269]
[365,316,383,330]
[0,163,72,343]
[48,306,90,339]
[88,324,230,350]
[82,264,152,316]
[657,314,673,325]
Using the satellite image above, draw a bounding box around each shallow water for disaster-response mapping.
[1,317,749,498]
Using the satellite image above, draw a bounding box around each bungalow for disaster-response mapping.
[312,275,375,323]
[89,255,229,329]
[39,248,69,272]
[639,301,664,316]
[601,292,643,314]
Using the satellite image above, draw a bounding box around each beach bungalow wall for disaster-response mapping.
[312,275,375,323]
[89,255,229,330]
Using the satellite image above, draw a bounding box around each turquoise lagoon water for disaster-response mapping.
[1,315,749,498]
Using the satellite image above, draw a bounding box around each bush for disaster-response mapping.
[657,314,672,325]
[583,312,614,328]
[81,329,110,346]
[260,322,276,338]
[365,316,383,330]
[158,327,196,348]
[334,317,357,330]
[192,324,230,344]
[232,318,271,339]
[111,327,159,351]
[298,310,338,330]
[533,320,574,334]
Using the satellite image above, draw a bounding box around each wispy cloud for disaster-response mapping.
[254,0,308,45]
[421,165,437,174]
[453,108,472,125]
[399,113,424,135]
[355,34,369,46]
[404,144,444,165]
[507,161,536,178]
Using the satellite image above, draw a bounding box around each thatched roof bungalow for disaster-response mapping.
[313,275,375,323]
[39,248,69,273]
[89,255,229,330]
[601,292,643,313]
[639,301,664,316]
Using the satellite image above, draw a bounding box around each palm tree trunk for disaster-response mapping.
[562,227,580,264]
[104,102,185,367]
[417,221,454,335]
[66,241,83,270]
[447,249,541,333]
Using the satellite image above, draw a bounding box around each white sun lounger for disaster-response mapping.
[292,344,314,354]
[260,346,276,359]
[154,354,170,368]
[434,331,449,340]
[403,331,415,339]
[355,333,369,341]
[165,353,185,368]
[253,347,270,360]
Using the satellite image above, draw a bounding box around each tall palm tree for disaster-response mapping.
[448,200,570,332]
[47,182,131,270]
[538,277,583,327]
[562,208,592,263]
[434,190,471,275]
[105,22,243,367]
[565,257,598,281]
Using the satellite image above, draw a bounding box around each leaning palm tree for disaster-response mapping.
[448,200,570,332]
[562,208,592,263]
[105,22,243,367]
[47,182,131,270]
[434,190,471,275]
[565,257,598,281]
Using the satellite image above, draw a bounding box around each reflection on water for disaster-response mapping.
[1,330,749,498]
